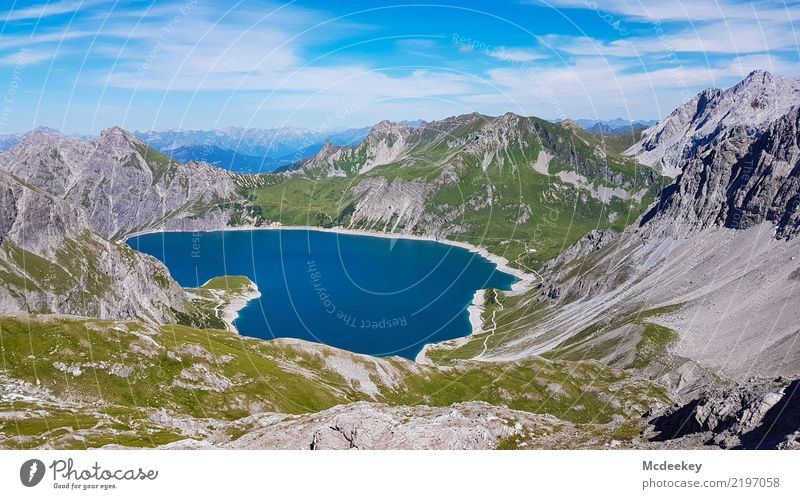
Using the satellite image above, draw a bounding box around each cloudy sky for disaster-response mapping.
[1,0,798,133]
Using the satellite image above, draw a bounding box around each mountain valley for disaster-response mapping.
[1,71,799,449]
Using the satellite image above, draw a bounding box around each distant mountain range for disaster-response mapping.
[0,126,93,150]
[133,126,373,173]
[1,118,648,173]
[563,118,658,135]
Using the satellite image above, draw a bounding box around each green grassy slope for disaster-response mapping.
[247,115,662,269]
[0,316,671,449]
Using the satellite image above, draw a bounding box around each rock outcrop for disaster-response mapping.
[0,171,186,323]
[650,377,800,449]
[640,107,800,239]
[144,400,616,450]
[628,70,800,177]
[0,127,256,239]
[292,120,413,177]
[220,401,570,450]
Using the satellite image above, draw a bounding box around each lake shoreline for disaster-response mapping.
[415,288,485,365]
[126,224,540,363]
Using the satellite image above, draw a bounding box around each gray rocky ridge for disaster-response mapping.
[628,70,800,177]
[0,127,256,239]
[0,170,186,323]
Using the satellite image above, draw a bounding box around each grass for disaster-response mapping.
[134,143,178,184]
[425,289,550,364]
[0,316,673,448]
[198,275,254,294]
[629,322,679,370]
[252,176,358,227]
[175,275,256,330]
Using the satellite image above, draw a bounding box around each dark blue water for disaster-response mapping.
[128,230,516,359]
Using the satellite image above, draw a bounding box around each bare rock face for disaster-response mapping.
[0,127,250,239]
[650,378,800,449]
[0,171,186,323]
[0,171,84,257]
[640,107,800,240]
[347,177,436,233]
[220,401,575,450]
[628,70,800,177]
[294,120,413,177]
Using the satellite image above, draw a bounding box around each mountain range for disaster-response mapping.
[572,118,657,136]
[1,118,645,174]
[1,70,799,449]
[133,125,372,173]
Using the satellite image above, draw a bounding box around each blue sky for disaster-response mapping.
[0,0,798,133]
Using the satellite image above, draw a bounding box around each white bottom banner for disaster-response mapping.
[1,450,798,498]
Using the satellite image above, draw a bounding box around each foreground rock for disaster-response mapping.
[207,401,578,450]
[649,377,800,449]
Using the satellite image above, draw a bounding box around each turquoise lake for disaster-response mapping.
[128,229,516,359]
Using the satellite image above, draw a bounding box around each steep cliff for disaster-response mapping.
[0,171,186,323]
[628,70,800,176]
[0,127,259,239]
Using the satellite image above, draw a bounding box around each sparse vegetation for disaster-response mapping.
[0,316,671,448]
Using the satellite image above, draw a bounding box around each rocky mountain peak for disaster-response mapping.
[366,120,412,139]
[495,112,522,126]
[628,70,800,176]
[98,125,145,153]
[419,112,485,133]
[559,118,583,132]
[100,125,134,139]
[739,69,774,87]
[639,99,800,240]
[318,139,336,154]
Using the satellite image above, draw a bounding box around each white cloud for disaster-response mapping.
[0,0,109,22]
[0,48,56,66]
[486,46,544,62]
[532,0,799,24]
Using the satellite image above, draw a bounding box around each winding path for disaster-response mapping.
[477,297,504,359]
